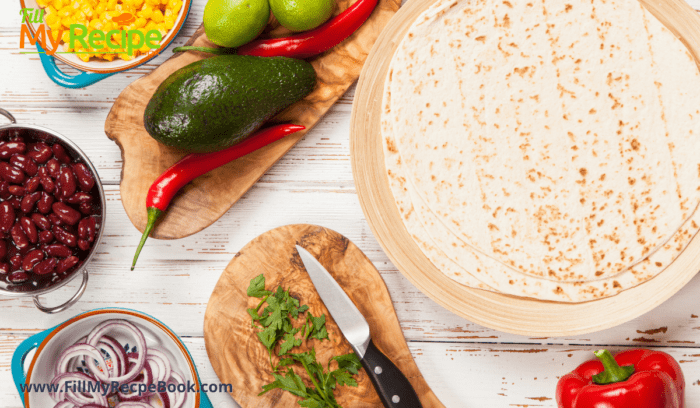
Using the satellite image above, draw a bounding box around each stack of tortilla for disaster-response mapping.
[381,0,700,302]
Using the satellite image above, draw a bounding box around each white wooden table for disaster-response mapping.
[3,1,700,406]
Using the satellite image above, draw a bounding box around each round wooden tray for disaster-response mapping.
[350,0,700,336]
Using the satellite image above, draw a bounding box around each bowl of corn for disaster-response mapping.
[20,0,192,88]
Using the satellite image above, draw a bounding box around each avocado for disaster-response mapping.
[144,55,316,152]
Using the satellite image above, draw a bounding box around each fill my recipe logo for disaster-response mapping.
[19,7,162,57]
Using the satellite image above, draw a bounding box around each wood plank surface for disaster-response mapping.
[4,0,700,407]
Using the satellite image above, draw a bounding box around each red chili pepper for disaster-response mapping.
[237,0,379,58]
[131,124,305,270]
[556,349,684,408]
[175,0,378,58]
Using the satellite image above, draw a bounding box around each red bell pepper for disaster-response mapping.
[556,349,684,408]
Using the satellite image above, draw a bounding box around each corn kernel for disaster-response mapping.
[151,9,163,22]
[36,0,176,62]
[163,16,174,29]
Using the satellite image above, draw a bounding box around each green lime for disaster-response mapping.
[270,0,335,32]
[204,0,270,48]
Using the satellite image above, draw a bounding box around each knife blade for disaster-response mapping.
[295,245,424,408]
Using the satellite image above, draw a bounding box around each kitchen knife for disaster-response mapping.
[295,245,424,408]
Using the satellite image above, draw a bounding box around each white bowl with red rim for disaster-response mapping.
[11,308,214,408]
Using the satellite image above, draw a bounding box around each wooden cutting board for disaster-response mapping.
[104,0,400,240]
[203,224,444,407]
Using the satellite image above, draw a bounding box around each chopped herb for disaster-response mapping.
[248,274,361,407]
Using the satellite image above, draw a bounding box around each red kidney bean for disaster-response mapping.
[10,223,29,250]
[0,262,9,274]
[0,241,7,259]
[28,143,52,163]
[78,216,96,242]
[48,213,64,227]
[8,270,28,283]
[52,202,81,225]
[0,162,25,184]
[8,185,24,196]
[0,180,9,200]
[55,256,79,273]
[22,249,44,271]
[44,243,72,258]
[10,154,38,176]
[24,176,40,193]
[33,257,57,275]
[20,191,41,213]
[39,230,54,244]
[66,192,92,204]
[0,202,15,233]
[9,254,22,270]
[37,192,54,214]
[53,225,76,247]
[72,163,95,192]
[8,197,21,210]
[0,141,27,160]
[37,167,48,178]
[30,213,51,231]
[78,202,94,215]
[46,158,60,179]
[0,142,26,159]
[20,217,38,244]
[39,176,55,193]
[57,166,77,198]
[53,144,72,164]
[78,239,90,251]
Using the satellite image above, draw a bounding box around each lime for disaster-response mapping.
[204,0,270,48]
[270,0,335,32]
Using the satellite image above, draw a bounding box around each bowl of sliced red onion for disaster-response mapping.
[11,308,214,408]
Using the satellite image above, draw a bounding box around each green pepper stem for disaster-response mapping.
[131,207,163,270]
[592,349,635,385]
[172,46,236,55]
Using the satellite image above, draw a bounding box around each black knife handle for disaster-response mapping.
[360,339,423,408]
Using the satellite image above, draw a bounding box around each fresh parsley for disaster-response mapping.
[247,274,361,407]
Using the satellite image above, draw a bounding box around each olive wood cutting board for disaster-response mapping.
[104,0,400,239]
[203,224,444,407]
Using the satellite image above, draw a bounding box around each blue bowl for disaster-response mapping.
[12,307,214,407]
[19,0,192,88]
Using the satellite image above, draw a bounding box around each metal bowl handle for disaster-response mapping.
[33,269,89,314]
[0,108,17,124]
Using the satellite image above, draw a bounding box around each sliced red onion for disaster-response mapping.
[86,320,146,384]
[155,391,171,408]
[115,402,152,408]
[167,371,186,408]
[50,319,190,408]
[55,345,107,382]
[52,401,76,408]
[50,372,106,406]
[118,360,154,401]
[146,348,171,384]
[99,335,127,377]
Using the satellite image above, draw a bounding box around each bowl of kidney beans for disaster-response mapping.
[0,108,105,314]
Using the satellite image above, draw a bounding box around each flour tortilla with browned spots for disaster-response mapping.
[382,0,700,301]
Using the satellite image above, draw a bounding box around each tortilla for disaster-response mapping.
[381,0,700,301]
